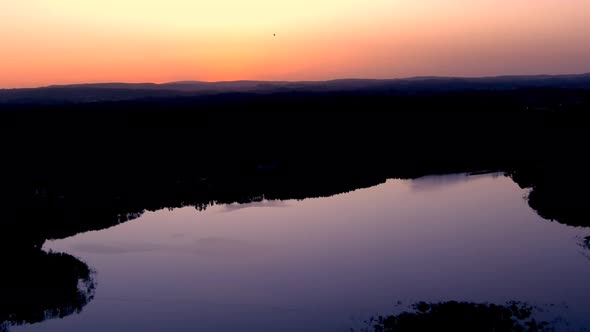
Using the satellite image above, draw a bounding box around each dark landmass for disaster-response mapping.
[364,301,551,332]
[0,76,589,329]
[2,73,590,104]
[0,251,94,332]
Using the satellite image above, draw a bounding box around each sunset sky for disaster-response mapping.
[1,0,590,88]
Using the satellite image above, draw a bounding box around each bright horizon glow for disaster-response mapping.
[1,0,590,88]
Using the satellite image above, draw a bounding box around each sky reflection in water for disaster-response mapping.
[16,173,590,331]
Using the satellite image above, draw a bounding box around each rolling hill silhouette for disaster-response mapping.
[2,73,590,104]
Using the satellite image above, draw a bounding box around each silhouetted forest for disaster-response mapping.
[0,82,588,329]
[0,251,94,332]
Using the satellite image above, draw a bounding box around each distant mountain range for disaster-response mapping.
[2,73,590,104]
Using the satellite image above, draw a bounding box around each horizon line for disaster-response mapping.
[3,71,590,90]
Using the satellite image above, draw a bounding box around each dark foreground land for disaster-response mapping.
[0,76,589,331]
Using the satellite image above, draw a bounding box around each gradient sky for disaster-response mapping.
[1,0,590,88]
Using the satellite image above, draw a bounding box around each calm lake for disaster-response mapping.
[14,173,590,331]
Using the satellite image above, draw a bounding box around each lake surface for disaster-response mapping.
[14,173,590,331]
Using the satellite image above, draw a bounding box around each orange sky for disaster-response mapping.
[1,0,590,88]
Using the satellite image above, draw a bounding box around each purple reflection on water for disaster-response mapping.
[15,173,590,331]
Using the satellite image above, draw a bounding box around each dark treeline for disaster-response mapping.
[0,87,588,329]
[1,88,588,231]
[0,251,95,332]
